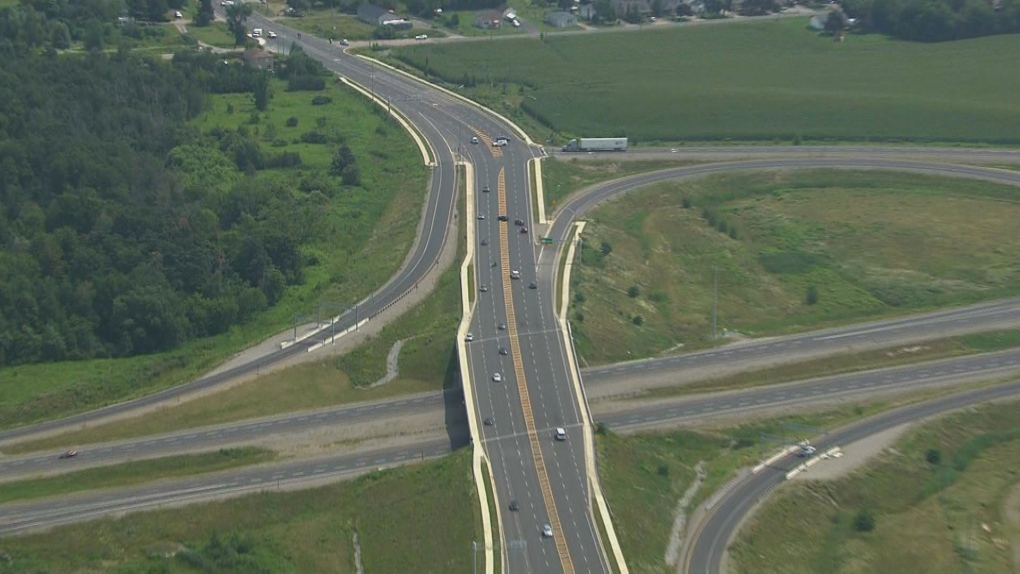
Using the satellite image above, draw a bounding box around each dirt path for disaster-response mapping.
[367,340,406,388]
[665,461,706,568]
[789,423,912,482]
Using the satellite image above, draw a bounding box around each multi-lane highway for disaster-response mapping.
[5,379,1018,540]
[681,379,1020,574]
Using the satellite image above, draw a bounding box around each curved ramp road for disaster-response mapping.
[547,146,1020,164]
[681,380,1020,574]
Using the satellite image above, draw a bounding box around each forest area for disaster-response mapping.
[0,5,364,368]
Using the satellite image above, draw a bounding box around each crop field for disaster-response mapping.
[392,19,1020,144]
[0,448,479,573]
[730,400,1020,574]
[0,79,427,430]
[569,170,1020,365]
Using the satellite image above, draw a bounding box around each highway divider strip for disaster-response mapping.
[557,222,630,574]
[529,157,548,225]
[455,162,497,574]
[351,54,537,146]
[338,76,435,167]
[751,445,801,474]
[498,168,575,574]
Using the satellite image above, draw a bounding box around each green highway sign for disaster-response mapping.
[540,237,554,245]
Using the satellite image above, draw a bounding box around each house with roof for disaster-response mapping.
[545,11,577,26]
[475,9,504,28]
[357,3,408,26]
[242,48,275,70]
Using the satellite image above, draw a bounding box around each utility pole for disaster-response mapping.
[472,540,478,574]
[712,265,718,340]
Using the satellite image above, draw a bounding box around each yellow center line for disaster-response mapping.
[498,168,574,573]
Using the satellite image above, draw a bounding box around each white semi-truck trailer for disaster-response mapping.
[561,137,628,152]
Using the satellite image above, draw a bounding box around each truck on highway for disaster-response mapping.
[561,137,628,152]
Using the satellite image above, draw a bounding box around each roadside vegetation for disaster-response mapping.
[7,207,464,452]
[267,8,377,41]
[596,401,906,574]
[639,328,1020,398]
[0,448,479,573]
[730,400,1020,574]
[390,18,1020,145]
[541,158,696,214]
[0,448,275,505]
[0,41,427,430]
[569,170,1020,365]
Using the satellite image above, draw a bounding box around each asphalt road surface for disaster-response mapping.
[4,380,1018,541]
[548,145,1020,164]
[682,379,1020,574]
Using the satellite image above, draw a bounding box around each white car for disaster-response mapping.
[415,34,428,40]
[465,332,474,342]
[797,442,817,457]
[492,372,502,382]
[555,427,567,441]
[471,136,479,144]
[267,31,277,38]
[174,11,183,18]
[542,524,554,538]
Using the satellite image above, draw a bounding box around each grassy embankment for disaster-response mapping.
[0,448,275,505]
[0,448,480,573]
[568,170,1020,365]
[540,157,698,215]
[389,18,1020,146]
[640,328,1020,399]
[730,401,1020,574]
[596,391,1020,574]
[7,156,466,453]
[0,78,428,431]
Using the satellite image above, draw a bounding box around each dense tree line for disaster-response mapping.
[839,0,1020,41]
[0,16,337,366]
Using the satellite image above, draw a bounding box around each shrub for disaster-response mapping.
[573,310,584,323]
[806,285,819,305]
[573,291,586,304]
[759,251,821,275]
[681,197,692,209]
[657,464,669,477]
[925,448,942,465]
[285,116,299,127]
[627,285,640,298]
[852,509,875,532]
[600,241,613,256]
[311,95,332,105]
[632,315,643,326]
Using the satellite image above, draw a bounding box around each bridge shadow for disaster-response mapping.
[443,348,471,450]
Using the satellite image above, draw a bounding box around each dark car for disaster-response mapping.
[499,347,508,356]
[481,238,488,246]
[497,215,509,222]
[529,282,537,289]
[480,285,488,292]
[58,450,78,459]
[482,185,490,192]
[520,227,528,234]
[484,417,495,426]
[514,218,524,226]
[509,500,519,511]
[498,323,507,331]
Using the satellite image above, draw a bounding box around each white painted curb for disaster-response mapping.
[305,319,370,352]
[557,221,630,574]
[752,445,801,474]
[529,157,548,225]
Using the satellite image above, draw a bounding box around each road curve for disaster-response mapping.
[681,379,1020,574]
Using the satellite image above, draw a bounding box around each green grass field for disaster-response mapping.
[569,170,1020,365]
[730,400,1020,574]
[268,10,378,41]
[184,22,237,48]
[0,448,479,573]
[0,79,428,431]
[391,18,1020,144]
[541,157,698,214]
[0,448,275,505]
[596,400,919,574]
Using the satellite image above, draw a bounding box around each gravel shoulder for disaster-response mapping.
[788,423,911,482]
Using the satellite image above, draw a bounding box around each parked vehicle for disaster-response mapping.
[561,137,628,152]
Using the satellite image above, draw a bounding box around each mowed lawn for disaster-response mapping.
[569,170,1020,365]
[730,400,1020,574]
[392,19,1020,144]
[0,449,479,573]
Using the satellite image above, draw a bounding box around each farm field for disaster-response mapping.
[569,170,1020,365]
[730,400,1020,574]
[391,18,1020,144]
[0,448,479,573]
[0,78,428,431]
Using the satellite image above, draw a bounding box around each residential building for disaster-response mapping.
[545,11,578,26]
[475,9,504,28]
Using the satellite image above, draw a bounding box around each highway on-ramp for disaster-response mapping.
[681,379,1020,574]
